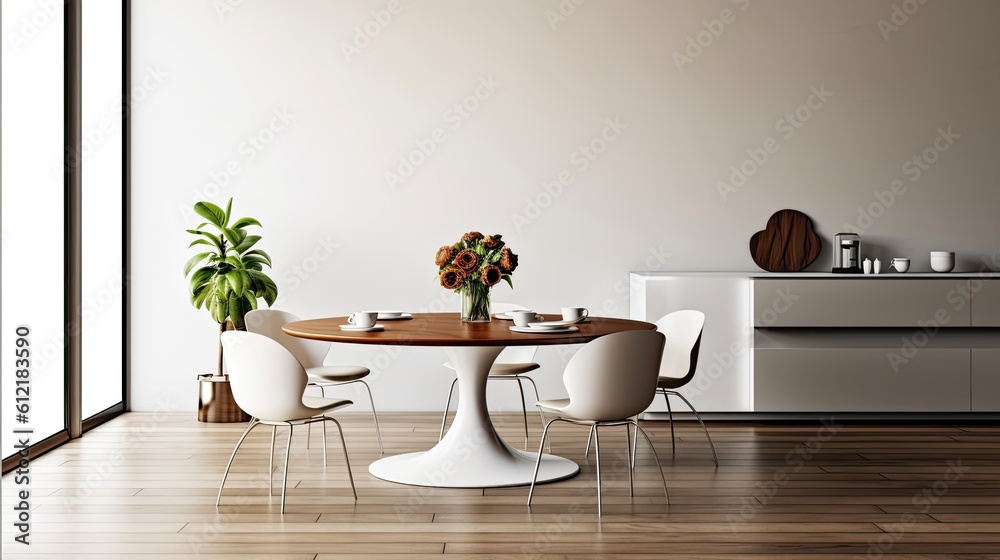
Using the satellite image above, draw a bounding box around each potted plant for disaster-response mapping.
[185,198,278,421]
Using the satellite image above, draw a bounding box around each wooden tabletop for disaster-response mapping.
[282,313,655,347]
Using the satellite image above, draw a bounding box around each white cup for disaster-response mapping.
[348,311,379,328]
[562,307,590,322]
[930,251,955,273]
[510,310,538,327]
[890,258,910,273]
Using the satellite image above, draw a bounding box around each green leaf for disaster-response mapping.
[244,294,258,311]
[222,227,247,247]
[210,296,228,323]
[233,235,261,254]
[193,202,226,228]
[231,217,262,229]
[244,249,272,267]
[188,266,215,292]
[188,238,214,249]
[191,283,211,309]
[502,275,513,289]
[187,230,224,252]
[183,252,213,277]
[226,271,245,295]
[249,270,278,306]
[223,198,233,227]
[224,255,243,269]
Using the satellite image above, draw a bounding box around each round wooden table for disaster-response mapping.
[283,313,655,488]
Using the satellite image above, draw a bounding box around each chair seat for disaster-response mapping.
[301,396,353,415]
[306,365,371,383]
[443,361,540,376]
[536,398,571,414]
[657,376,686,390]
[489,362,540,376]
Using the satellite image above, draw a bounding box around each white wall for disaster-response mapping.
[131,0,1000,411]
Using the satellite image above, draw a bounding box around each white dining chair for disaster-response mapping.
[527,330,668,516]
[652,310,719,466]
[439,302,543,449]
[217,331,357,513]
[246,309,383,455]
[584,310,719,467]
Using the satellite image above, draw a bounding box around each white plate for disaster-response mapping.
[510,325,579,334]
[339,324,385,332]
[378,312,412,320]
[529,318,585,328]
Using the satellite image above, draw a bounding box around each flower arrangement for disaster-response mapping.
[436,231,517,322]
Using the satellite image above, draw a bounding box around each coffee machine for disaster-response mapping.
[833,233,862,273]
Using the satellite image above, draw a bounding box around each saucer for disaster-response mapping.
[377,312,412,320]
[495,312,543,321]
[339,324,385,332]
[530,318,585,328]
[510,325,579,334]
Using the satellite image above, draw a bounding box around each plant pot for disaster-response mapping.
[197,374,251,423]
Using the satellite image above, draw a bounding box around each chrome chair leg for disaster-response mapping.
[269,425,276,496]
[662,390,676,459]
[280,423,293,514]
[584,424,595,458]
[327,417,357,500]
[625,424,634,497]
[357,380,384,454]
[668,390,719,467]
[515,377,529,449]
[217,419,259,507]
[321,419,328,467]
[522,376,548,451]
[439,378,459,441]
[593,424,603,517]
[527,417,561,507]
[633,421,669,505]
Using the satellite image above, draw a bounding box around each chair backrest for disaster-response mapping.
[245,309,328,369]
[560,330,666,421]
[654,310,705,384]
[221,331,311,421]
[493,302,537,364]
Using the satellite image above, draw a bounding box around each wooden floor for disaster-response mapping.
[3,412,1000,559]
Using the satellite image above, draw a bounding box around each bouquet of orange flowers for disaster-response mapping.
[435,231,517,322]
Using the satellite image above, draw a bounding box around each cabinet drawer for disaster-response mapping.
[972,349,1000,412]
[753,279,971,327]
[973,281,1000,327]
[754,348,970,412]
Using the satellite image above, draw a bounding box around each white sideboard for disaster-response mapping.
[630,272,1000,413]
